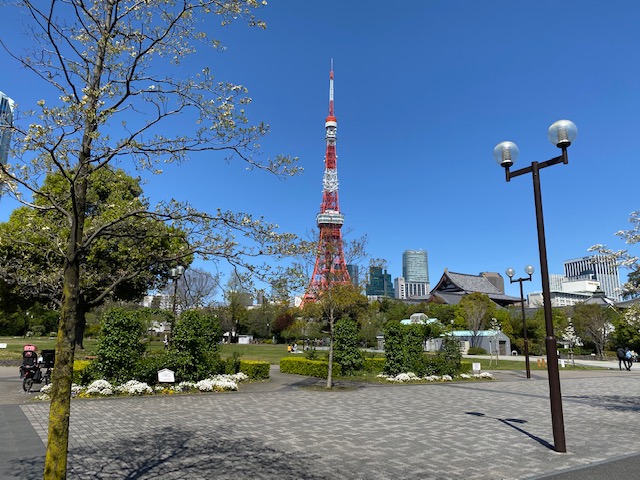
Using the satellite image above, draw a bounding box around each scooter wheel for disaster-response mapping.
[23,378,34,392]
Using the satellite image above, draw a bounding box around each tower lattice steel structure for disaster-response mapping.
[302,63,350,305]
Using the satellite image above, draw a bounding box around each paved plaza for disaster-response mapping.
[2,362,640,479]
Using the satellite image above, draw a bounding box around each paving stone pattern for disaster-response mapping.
[9,369,640,479]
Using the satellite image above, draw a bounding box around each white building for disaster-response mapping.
[394,276,430,300]
[564,255,622,301]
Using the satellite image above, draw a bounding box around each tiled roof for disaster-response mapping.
[445,271,502,294]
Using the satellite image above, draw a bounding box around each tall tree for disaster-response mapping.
[456,292,495,347]
[303,283,368,388]
[0,167,188,347]
[0,2,299,477]
[571,303,616,359]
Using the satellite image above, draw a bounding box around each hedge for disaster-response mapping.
[280,357,341,378]
[239,360,270,380]
[363,357,385,373]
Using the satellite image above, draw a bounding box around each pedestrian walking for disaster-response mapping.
[625,347,633,371]
[617,346,627,371]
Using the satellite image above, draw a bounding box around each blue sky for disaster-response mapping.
[1,1,639,300]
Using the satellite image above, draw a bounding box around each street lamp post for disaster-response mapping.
[506,266,535,379]
[170,265,185,317]
[494,119,577,453]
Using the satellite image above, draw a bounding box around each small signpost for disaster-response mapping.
[157,368,175,384]
[0,343,7,349]
[472,362,481,374]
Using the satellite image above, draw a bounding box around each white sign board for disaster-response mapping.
[0,343,7,349]
[157,368,175,383]
[472,362,481,373]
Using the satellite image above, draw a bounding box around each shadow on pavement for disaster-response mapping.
[564,394,640,412]
[29,426,333,479]
[466,411,555,451]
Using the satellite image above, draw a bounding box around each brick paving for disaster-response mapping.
[2,365,640,479]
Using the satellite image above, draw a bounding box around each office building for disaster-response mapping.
[0,91,15,166]
[398,250,430,300]
[347,264,360,287]
[366,266,394,299]
[564,255,621,301]
[402,250,429,283]
[394,277,430,300]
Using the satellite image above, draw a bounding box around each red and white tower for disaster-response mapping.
[302,62,351,305]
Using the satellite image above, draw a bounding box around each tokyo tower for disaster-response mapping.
[302,62,351,305]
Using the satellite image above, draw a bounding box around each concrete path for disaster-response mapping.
[3,364,640,479]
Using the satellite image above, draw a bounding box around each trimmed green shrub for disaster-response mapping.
[467,346,487,355]
[73,359,98,385]
[383,321,407,375]
[94,308,146,382]
[363,357,385,373]
[239,360,270,380]
[280,357,341,378]
[383,322,426,375]
[225,352,242,374]
[439,336,462,375]
[170,310,223,381]
[334,318,363,375]
[131,353,173,385]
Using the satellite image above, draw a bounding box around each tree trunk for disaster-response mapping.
[326,316,334,389]
[44,257,81,478]
[44,163,90,480]
[74,298,87,349]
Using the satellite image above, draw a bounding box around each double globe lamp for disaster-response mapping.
[493,119,577,454]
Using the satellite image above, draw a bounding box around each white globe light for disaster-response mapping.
[548,120,577,148]
[493,141,519,167]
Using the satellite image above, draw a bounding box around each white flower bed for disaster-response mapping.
[33,372,251,400]
[116,380,153,395]
[378,372,494,383]
[85,379,114,396]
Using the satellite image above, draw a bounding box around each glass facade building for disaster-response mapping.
[365,266,395,298]
[0,91,15,166]
[402,250,429,283]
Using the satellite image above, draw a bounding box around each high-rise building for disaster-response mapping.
[402,250,429,283]
[0,91,15,166]
[346,264,360,287]
[564,255,621,301]
[366,266,394,299]
[399,250,430,300]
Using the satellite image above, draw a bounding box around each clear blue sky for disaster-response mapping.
[1,1,639,299]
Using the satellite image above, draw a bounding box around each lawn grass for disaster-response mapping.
[0,337,603,371]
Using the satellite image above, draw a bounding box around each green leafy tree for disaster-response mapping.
[94,308,146,382]
[572,303,616,359]
[334,318,363,375]
[0,167,188,348]
[0,2,300,476]
[456,293,495,347]
[611,304,640,351]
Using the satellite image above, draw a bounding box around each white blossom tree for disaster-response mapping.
[0,1,301,477]
[590,210,640,298]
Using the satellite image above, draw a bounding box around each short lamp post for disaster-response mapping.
[170,265,185,317]
[494,119,577,453]
[506,265,535,379]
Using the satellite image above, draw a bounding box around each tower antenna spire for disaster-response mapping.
[301,61,350,306]
[329,59,334,117]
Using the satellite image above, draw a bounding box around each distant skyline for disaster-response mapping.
[1,1,638,300]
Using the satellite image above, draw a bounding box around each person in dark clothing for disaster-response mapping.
[617,347,628,371]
